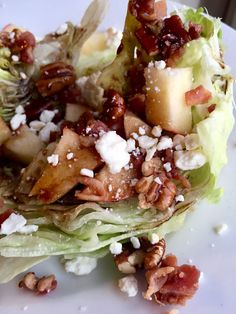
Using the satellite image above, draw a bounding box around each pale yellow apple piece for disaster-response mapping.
[145,67,193,135]
[3,125,44,164]
[124,110,151,139]
[65,103,88,122]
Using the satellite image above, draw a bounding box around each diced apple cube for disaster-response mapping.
[145,67,193,135]
[65,103,88,122]
[3,125,44,164]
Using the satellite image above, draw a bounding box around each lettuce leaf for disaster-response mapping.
[175,7,234,200]
[0,256,48,283]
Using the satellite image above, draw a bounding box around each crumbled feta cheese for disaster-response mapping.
[154,177,162,185]
[138,126,146,135]
[109,242,122,255]
[126,138,136,153]
[95,131,130,174]
[138,135,158,150]
[47,154,59,166]
[0,213,26,235]
[20,72,27,80]
[66,152,74,160]
[130,237,140,249]
[64,256,97,275]
[173,134,185,150]
[80,168,94,178]
[39,110,55,123]
[10,113,26,130]
[108,184,113,192]
[175,194,185,203]
[15,105,25,114]
[148,233,159,245]
[11,54,19,62]
[163,162,172,172]
[213,223,228,235]
[39,122,58,142]
[131,132,139,140]
[118,275,138,297]
[174,150,207,170]
[156,136,173,151]
[17,224,38,234]
[56,23,68,35]
[29,120,45,131]
[151,125,162,138]
[145,145,157,161]
[148,60,166,70]
[184,133,200,151]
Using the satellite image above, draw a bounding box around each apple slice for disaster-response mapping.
[145,67,193,134]
[124,110,151,139]
[30,128,102,204]
[17,142,57,196]
[0,117,11,145]
[3,125,44,164]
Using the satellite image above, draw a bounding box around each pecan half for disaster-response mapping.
[144,239,166,270]
[36,62,76,97]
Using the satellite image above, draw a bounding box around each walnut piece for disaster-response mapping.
[19,272,57,295]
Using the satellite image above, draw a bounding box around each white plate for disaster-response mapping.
[0,1,235,313]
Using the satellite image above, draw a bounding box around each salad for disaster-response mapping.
[0,0,234,307]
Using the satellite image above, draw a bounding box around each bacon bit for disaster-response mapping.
[0,208,13,226]
[135,26,159,56]
[129,0,167,23]
[0,29,36,64]
[155,264,200,305]
[161,254,178,267]
[208,104,216,113]
[185,85,212,106]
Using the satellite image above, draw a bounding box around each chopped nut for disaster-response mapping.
[135,175,154,194]
[141,157,161,176]
[36,275,57,294]
[19,272,38,291]
[36,62,76,97]
[144,239,166,270]
[115,249,145,274]
[19,272,57,295]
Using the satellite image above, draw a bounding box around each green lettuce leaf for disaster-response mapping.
[0,256,48,283]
